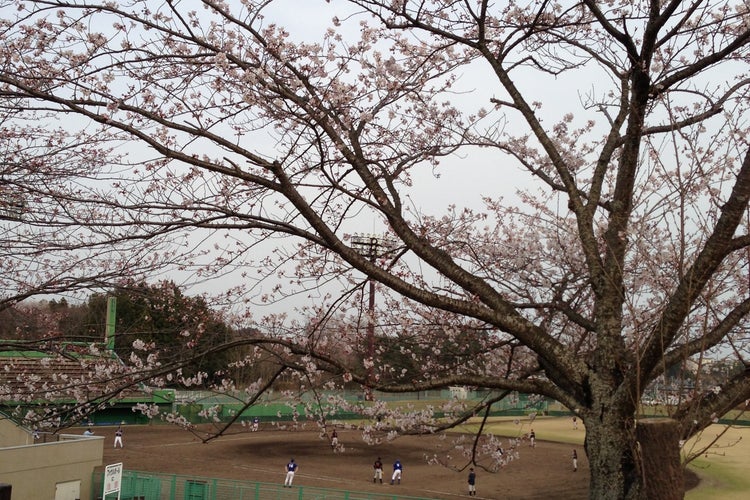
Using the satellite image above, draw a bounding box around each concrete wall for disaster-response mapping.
[0,425,103,500]
[0,418,31,447]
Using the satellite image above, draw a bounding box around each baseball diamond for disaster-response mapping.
[97,422,590,499]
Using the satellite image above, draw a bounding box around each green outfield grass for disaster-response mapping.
[454,415,750,499]
[683,424,750,500]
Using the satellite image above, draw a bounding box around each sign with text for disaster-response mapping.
[103,462,123,499]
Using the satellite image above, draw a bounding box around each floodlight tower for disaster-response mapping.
[351,233,390,401]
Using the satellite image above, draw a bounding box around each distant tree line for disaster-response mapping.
[2,281,488,391]
[0,281,253,388]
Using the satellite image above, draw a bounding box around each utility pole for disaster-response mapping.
[351,233,390,401]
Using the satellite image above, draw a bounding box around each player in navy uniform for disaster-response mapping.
[284,458,298,487]
[467,467,476,496]
[390,459,402,485]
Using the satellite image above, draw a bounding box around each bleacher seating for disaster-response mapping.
[0,351,145,405]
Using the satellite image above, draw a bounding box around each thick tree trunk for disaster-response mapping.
[635,418,684,500]
[585,416,683,500]
[585,414,639,500]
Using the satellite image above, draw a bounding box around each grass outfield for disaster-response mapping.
[683,424,750,500]
[453,416,750,499]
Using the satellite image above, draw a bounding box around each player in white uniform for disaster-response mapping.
[373,457,383,483]
[331,429,339,451]
[114,426,123,448]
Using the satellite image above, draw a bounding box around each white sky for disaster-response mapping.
[28,1,575,319]
[28,0,741,330]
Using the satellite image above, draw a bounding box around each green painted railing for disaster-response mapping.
[92,470,437,500]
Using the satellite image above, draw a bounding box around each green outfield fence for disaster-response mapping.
[93,470,436,500]
[169,389,550,426]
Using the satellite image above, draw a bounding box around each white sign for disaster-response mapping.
[103,462,123,499]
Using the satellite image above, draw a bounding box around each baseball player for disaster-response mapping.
[390,459,402,485]
[284,458,298,487]
[252,416,259,432]
[572,449,578,472]
[468,467,477,496]
[331,429,338,451]
[114,425,123,448]
[373,456,383,483]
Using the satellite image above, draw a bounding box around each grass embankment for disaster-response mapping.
[454,416,750,500]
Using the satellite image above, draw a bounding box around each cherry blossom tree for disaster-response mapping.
[2,0,750,498]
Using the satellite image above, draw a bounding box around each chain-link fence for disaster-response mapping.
[93,470,434,500]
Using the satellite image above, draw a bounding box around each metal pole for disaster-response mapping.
[352,234,384,402]
[365,276,376,401]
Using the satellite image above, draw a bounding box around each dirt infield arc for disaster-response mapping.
[97,424,589,499]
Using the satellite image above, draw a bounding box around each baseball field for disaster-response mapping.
[93,416,750,499]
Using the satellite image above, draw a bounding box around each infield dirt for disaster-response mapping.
[97,422,590,499]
